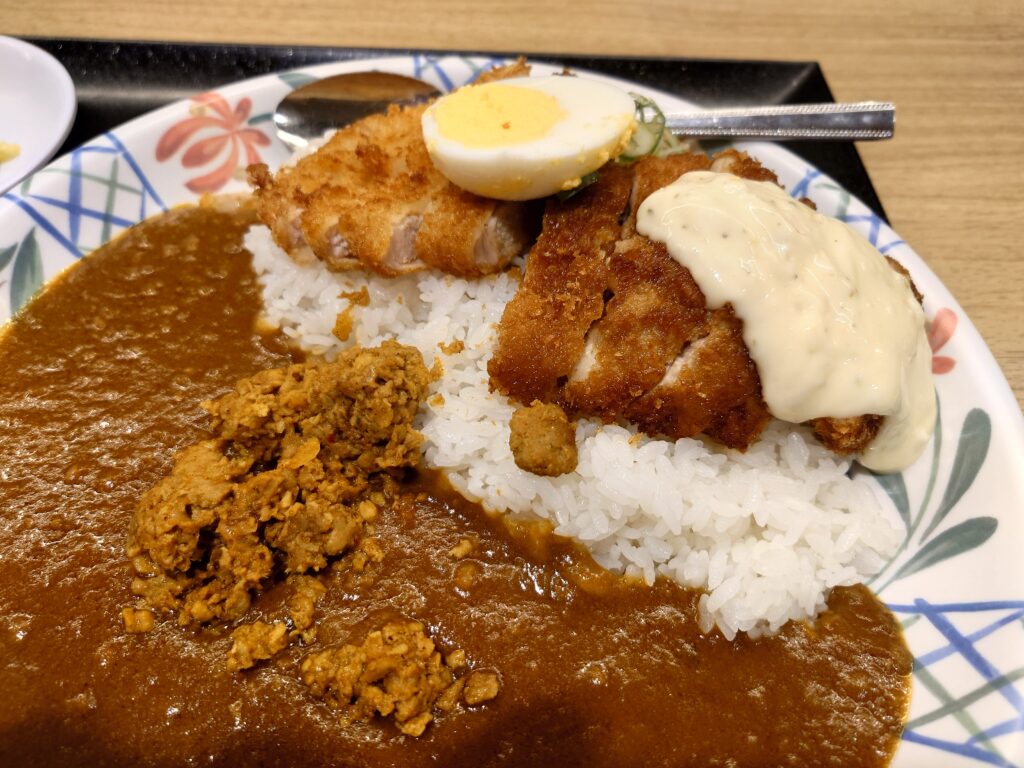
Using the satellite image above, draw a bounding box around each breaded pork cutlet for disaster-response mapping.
[561,154,715,422]
[248,60,539,278]
[489,150,920,456]
[485,163,634,404]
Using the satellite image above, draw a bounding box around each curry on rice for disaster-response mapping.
[0,57,930,768]
[0,203,912,766]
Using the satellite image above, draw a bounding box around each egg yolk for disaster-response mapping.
[432,83,567,149]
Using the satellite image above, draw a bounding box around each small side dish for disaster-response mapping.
[0,36,75,193]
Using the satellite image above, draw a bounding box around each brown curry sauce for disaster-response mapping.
[0,206,912,767]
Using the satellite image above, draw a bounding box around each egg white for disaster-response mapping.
[421,75,636,201]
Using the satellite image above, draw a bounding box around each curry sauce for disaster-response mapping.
[0,205,912,766]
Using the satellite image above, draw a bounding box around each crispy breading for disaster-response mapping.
[561,234,706,421]
[490,151,909,456]
[415,188,540,276]
[710,148,781,183]
[625,307,771,449]
[624,152,713,235]
[612,154,773,449]
[886,256,925,304]
[562,155,712,420]
[474,56,530,84]
[249,63,538,278]
[487,163,634,404]
[811,414,884,454]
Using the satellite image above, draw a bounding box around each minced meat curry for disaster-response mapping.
[0,204,912,766]
[125,340,500,735]
[508,400,578,476]
[127,342,429,629]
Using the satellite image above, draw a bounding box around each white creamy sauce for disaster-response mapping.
[636,171,936,472]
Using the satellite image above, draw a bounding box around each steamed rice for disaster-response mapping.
[246,224,900,639]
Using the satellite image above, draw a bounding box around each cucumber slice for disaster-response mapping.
[620,94,666,161]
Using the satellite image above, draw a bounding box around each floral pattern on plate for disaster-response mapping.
[156,92,272,193]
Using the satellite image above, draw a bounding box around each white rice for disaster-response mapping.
[246,224,901,639]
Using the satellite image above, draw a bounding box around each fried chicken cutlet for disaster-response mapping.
[248,60,539,278]
[489,150,920,456]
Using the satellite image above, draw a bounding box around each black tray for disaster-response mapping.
[24,38,887,221]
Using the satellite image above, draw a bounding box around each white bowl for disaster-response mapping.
[0,36,76,194]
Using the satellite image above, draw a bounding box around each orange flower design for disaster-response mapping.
[928,308,957,374]
[156,92,271,193]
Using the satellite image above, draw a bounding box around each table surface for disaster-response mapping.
[3,0,1022,410]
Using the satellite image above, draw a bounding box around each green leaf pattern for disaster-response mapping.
[893,517,998,581]
[0,244,16,274]
[874,406,996,590]
[277,71,318,90]
[7,229,43,315]
[920,409,991,542]
[872,471,911,531]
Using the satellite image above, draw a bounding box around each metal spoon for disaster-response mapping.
[274,72,894,152]
[664,101,894,141]
[274,71,442,151]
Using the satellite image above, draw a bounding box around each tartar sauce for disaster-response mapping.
[637,171,935,472]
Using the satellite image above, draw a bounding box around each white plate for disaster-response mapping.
[0,36,76,195]
[0,54,1022,767]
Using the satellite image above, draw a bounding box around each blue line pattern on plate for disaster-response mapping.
[796,160,1021,765]
[903,731,1016,767]
[4,132,167,259]
[889,600,1024,766]
[412,54,510,92]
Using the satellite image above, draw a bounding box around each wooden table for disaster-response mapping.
[4,0,1022,409]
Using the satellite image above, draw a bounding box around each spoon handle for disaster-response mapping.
[665,101,895,141]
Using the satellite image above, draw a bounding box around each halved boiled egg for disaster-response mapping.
[421,75,636,201]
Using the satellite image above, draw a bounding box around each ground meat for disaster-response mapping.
[121,341,504,733]
[227,621,290,672]
[300,618,500,737]
[447,537,475,559]
[287,574,328,641]
[121,607,155,634]
[508,400,578,476]
[126,341,430,641]
[202,340,429,473]
[463,670,502,706]
[438,339,465,355]
[333,307,355,341]
[348,535,385,574]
